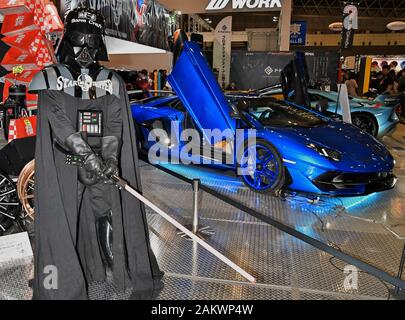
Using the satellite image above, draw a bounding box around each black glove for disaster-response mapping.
[103,158,119,178]
[78,166,99,186]
[84,153,104,176]
[65,132,104,177]
[102,136,121,183]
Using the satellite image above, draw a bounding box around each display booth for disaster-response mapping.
[0,0,405,303]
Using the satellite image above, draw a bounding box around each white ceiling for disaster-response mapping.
[105,36,167,55]
[103,36,172,71]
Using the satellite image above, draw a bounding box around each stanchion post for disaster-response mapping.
[192,179,200,234]
[177,179,215,240]
[395,244,405,296]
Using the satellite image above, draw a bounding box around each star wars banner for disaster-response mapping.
[213,16,232,89]
[60,0,173,51]
[341,4,358,50]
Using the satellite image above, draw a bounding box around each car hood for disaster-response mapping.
[167,41,236,143]
[267,121,392,165]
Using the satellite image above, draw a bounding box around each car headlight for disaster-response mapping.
[307,143,342,162]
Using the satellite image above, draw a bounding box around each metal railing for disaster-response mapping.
[117,175,256,283]
[151,162,405,293]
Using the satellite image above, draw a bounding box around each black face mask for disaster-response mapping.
[57,7,109,69]
[67,31,103,68]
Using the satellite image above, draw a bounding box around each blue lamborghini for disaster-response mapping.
[131,41,397,196]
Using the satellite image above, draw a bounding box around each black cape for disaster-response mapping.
[31,66,163,300]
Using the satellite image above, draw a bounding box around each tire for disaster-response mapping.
[0,172,19,236]
[352,113,378,137]
[239,140,285,194]
[17,160,35,221]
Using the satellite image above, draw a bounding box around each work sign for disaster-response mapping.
[206,0,283,12]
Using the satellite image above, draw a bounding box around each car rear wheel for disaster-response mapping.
[239,140,285,194]
[0,172,19,236]
[352,113,378,137]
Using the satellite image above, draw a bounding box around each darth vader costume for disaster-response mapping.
[29,7,163,300]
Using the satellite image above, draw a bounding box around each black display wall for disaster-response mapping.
[230,51,339,90]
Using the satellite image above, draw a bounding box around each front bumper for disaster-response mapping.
[313,171,397,196]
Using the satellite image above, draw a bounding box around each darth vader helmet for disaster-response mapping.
[57,6,109,68]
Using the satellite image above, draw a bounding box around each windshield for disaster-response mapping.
[233,97,328,128]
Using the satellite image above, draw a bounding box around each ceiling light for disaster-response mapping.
[387,21,405,31]
[329,22,343,32]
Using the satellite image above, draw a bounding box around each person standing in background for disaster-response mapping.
[378,65,395,95]
[137,69,151,91]
[398,69,405,118]
[371,61,381,73]
[389,61,399,82]
[398,69,405,93]
[345,72,359,97]
[226,81,238,91]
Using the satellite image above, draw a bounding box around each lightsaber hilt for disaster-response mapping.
[109,174,127,189]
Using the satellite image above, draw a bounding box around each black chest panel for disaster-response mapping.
[65,91,121,147]
[78,110,103,137]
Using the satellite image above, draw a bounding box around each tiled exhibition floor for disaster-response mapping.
[1,126,405,300]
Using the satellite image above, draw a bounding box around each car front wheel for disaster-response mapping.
[239,140,285,194]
